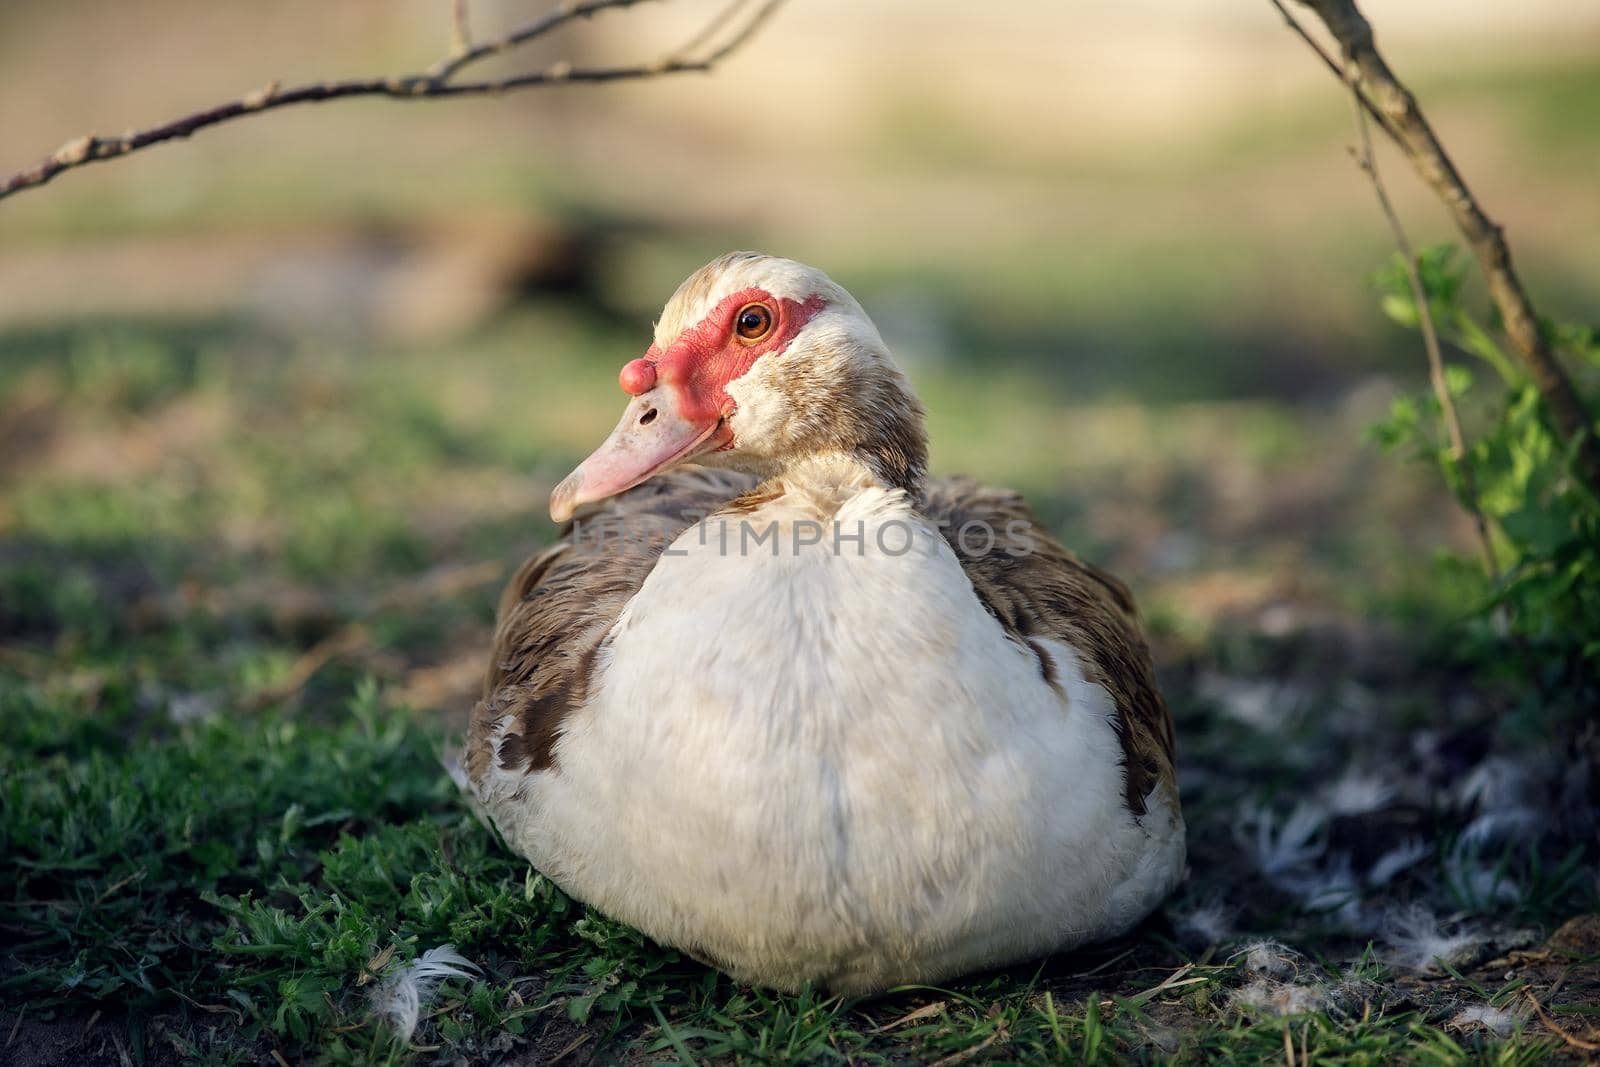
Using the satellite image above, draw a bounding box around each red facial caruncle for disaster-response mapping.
[622,288,826,422]
[548,287,826,522]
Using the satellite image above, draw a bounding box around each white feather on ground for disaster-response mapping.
[1226,939,1384,1019]
[1171,898,1235,947]
[1379,905,1486,974]
[1457,807,1542,848]
[1196,673,1312,733]
[370,945,481,1043]
[1366,838,1430,888]
[1236,802,1328,877]
[1228,939,1329,1017]
[1454,756,1530,812]
[1452,757,1550,849]
[1448,1003,1521,1037]
[1233,939,1303,980]
[1322,770,1397,817]
[1230,978,1333,1017]
[1236,802,1372,928]
[1274,852,1363,928]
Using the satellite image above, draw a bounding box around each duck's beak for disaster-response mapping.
[549,392,728,523]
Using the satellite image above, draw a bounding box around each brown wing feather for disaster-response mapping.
[465,466,758,783]
[921,478,1176,816]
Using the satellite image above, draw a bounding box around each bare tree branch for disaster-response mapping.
[426,0,657,84]
[1264,0,1398,143]
[668,0,757,64]
[0,0,786,204]
[1335,56,1499,577]
[1276,0,1600,498]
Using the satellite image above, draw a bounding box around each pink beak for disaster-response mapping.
[549,390,728,523]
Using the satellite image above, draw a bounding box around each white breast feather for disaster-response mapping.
[479,485,1184,992]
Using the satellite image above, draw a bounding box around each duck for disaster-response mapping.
[463,252,1185,994]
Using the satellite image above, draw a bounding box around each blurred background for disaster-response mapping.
[2,0,1597,715]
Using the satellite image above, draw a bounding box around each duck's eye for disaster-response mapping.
[734,303,774,343]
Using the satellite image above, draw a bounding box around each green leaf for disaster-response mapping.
[1443,363,1474,397]
[1380,292,1421,329]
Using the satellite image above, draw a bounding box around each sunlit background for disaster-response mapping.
[2,0,1597,710]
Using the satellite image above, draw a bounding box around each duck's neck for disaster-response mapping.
[718,364,929,497]
[787,373,929,495]
[771,452,891,497]
[849,390,928,494]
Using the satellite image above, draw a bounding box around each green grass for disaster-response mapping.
[2,316,1595,1063]
[0,689,1577,1064]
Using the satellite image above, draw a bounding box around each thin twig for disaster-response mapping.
[1525,989,1600,1053]
[1123,963,1209,1006]
[546,1032,593,1065]
[696,0,786,65]
[427,0,657,84]
[173,990,246,1026]
[872,1001,948,1033]
[1280,0,1600,498]
[665,0,755,62]
[93,868,147,905]
[0,0,786,203]
[243,624,371,711]
[1265,0,1397,143]
[927,1023,1008,1067]
[1341,59,1499,578]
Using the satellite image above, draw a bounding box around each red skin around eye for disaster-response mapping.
[619,288,826,423]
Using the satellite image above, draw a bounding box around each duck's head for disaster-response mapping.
[550,252,927,522]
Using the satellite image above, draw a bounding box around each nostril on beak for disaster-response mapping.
[638,408,657,426]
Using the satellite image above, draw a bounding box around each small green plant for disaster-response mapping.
[1369,245,1600,712]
